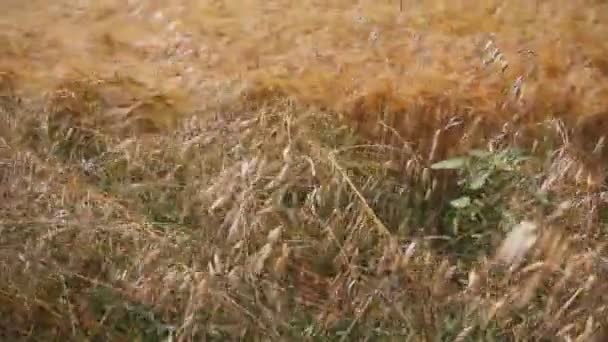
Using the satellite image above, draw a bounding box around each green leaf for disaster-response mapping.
[468,149,492,158]
[469,171,491,190]
[514,155,532,163]
[450,196,471,208]
[431,157,468,170]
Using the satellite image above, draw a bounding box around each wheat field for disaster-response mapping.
[2,0,608,340]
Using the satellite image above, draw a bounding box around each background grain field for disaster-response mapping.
[2,1,608,340]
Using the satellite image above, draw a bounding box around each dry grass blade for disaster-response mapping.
[327,151,392,237]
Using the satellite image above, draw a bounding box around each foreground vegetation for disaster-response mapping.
[2,0,608,340]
